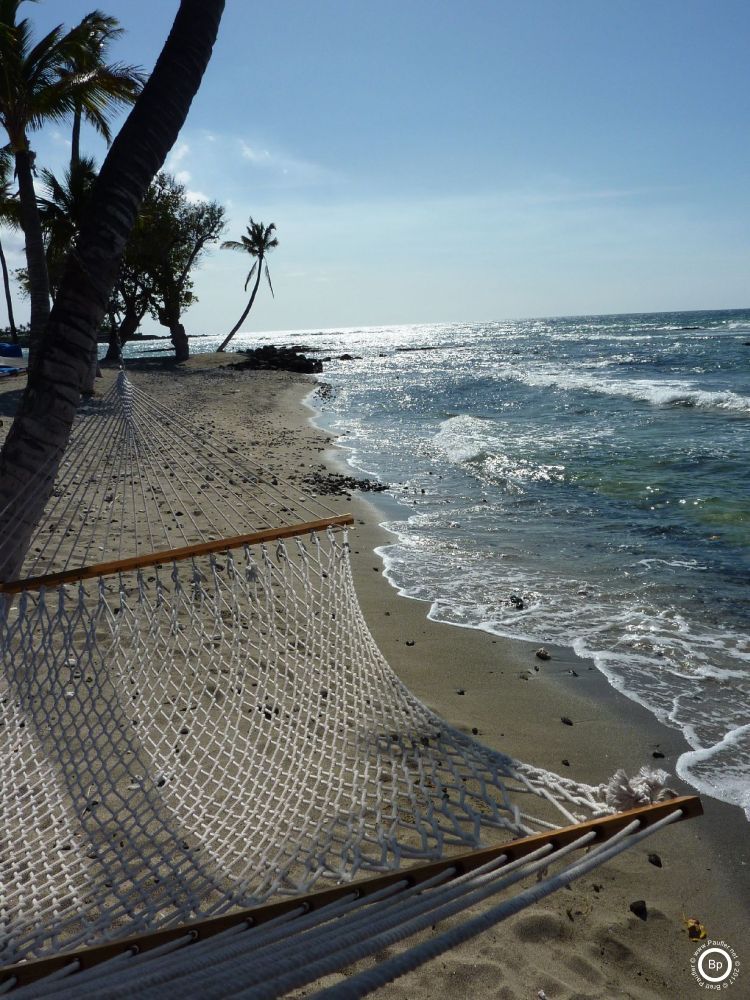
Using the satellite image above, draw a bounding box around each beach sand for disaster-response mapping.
[1,355,747,998]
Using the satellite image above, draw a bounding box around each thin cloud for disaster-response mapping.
[166,142,190,171]
[238,138,336,184]
[240,142,272,164]
[49,130,71,148]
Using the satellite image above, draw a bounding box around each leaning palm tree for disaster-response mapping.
[0,0,226,582]
[0,149,19,342]
[0,2,142,358]
[217,218,278,352]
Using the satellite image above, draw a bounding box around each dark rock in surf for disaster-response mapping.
[230,344,322,373]
[301,470,388,497]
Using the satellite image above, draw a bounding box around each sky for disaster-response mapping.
[4,0,750,335]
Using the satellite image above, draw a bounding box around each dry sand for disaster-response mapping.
[1,355,747,998]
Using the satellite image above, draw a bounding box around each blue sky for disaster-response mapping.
[5,0,750,334]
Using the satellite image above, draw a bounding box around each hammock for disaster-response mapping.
[0,371,700,997]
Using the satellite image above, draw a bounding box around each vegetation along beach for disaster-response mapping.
[0,1,747,998]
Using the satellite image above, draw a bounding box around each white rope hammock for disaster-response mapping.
[0,372,699,996]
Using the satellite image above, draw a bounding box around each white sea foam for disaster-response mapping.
[514,370,750,413]
[677,725,750,817]
[373,516,750,813]
[305,311,750,816]
[432,416,567,486]
[432,415,496,462]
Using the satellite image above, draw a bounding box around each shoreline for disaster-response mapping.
[298,374,750,974]
[2,359,747,997]
[304,383,750,811]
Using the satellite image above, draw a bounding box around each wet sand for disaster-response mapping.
[1,356,746,998]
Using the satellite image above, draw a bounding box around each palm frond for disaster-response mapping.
[0,4,143,143]
[78,10,125,44]
[265,262,274,298]
[243,261,258,291]
[24,24,68,88]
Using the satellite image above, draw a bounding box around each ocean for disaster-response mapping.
[125,309,750,816]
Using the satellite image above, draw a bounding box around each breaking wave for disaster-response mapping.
[514,370,750,413]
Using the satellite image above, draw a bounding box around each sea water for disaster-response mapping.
[127,309,750,815]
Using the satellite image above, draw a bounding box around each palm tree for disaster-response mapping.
[0,149,19,342]
[37,156,99,300]
[64,11,144,171]
[0,0,226,582]
[0,2,142,358]
[217,218,278,352]
[36,156,101,392]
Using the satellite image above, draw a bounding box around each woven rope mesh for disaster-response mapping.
[0,373,610,965]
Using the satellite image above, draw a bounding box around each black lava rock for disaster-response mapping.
[230,344,323,373]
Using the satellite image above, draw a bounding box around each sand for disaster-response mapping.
[1,355,747,998]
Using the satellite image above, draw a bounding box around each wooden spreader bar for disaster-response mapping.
[0,795,701,991]
[0,514,355,595]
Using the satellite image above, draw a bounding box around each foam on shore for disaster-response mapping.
[1,358,747,999]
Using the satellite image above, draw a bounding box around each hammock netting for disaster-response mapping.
[0,372,687,995]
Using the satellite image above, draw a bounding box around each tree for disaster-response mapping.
[64,11,143,171]
[0,149,19,342]
[105,201,159,361]
[0,0,226,583]
[35,156,102,392]
[146,174,224,361]
[0,2,142,358]
[217,218,278,352]
[105,174,224,362]
[36,157,99,300]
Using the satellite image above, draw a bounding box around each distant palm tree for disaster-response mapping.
[218,218,278,352]
[0,150,19,342]
[0,2,142,357]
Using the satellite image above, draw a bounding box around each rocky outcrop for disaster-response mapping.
[230,345,323,373]
[302,469,388,497]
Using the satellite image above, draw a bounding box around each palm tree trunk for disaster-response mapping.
[71,106,91,398]
[82,343,99,396]
[217,256,263,352]
[71,105,82,172]
[0,238,17,342]
[14,147,51,363]
[0,0,226,584]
